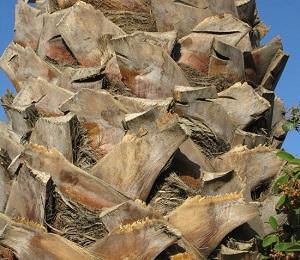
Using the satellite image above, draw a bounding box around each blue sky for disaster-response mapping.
[256,0,300,156]
[0,0,299,155]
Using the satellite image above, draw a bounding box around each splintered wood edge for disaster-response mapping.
[23,142,128,209]
[184,191,244,206]
[10,217,47,232]
[89,218,183,259]
[227,144,280,154]
[166,191,258,223]
[27,142,48,153]
[1,218,97,259]
[134,199,164,218]
[99,199,162,218]
[166,191,259,256]
[114,217,181,238]
[171,252,199,260]
[27,142,73,159]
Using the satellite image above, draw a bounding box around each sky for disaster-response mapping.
[0,0,299,156]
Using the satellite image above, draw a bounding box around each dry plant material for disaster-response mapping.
[166,192,258,257]
[91,112,187,200]
[0,218,96,259]
[0,0,291,258]
[88,218,181,259]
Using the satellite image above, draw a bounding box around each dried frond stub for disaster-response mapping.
[89,219,181,259]
[167,192,258,257]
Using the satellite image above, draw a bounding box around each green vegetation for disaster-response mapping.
[282,103,300,132]
[258,104,300,259]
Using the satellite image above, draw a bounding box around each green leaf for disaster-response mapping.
[276,150,295,162]
[274,242,300,252]
[273,243,286,251]
[293,172,300,180]
[285,246,300,252]
[277,194,287,207]
[262,234,277,247]
[269,216,278,230]
[273,242,291,251]
[274,175,288,194]
[259,255,270,260]
[256,234,263,240]
[282,121,297,132]
[292,168,300,174]
[289,158,300,165]
[292,108,299,115]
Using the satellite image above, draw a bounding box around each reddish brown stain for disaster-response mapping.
[60,170,79,186]
[36,108,63,117]
[179,175,202,190]
[179,51,209,74]
[181,37,193,47]
[81,121,101,150]
[118,64,138,91]
[58,186,118,209]
[47,39,77,65]
[57,0,77,9]
[81,121,99,136]
[46,69,59,82]
[11,79,22,92]
[251,53,260,72]
[208,58,227,76]
[14,39,37,50]
[79,56,101,67]
[245,68,258,84]
[0,245,14,260]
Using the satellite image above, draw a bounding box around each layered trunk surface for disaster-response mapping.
[0,0,289,259]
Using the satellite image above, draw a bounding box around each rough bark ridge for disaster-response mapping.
[0,0,289,259]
